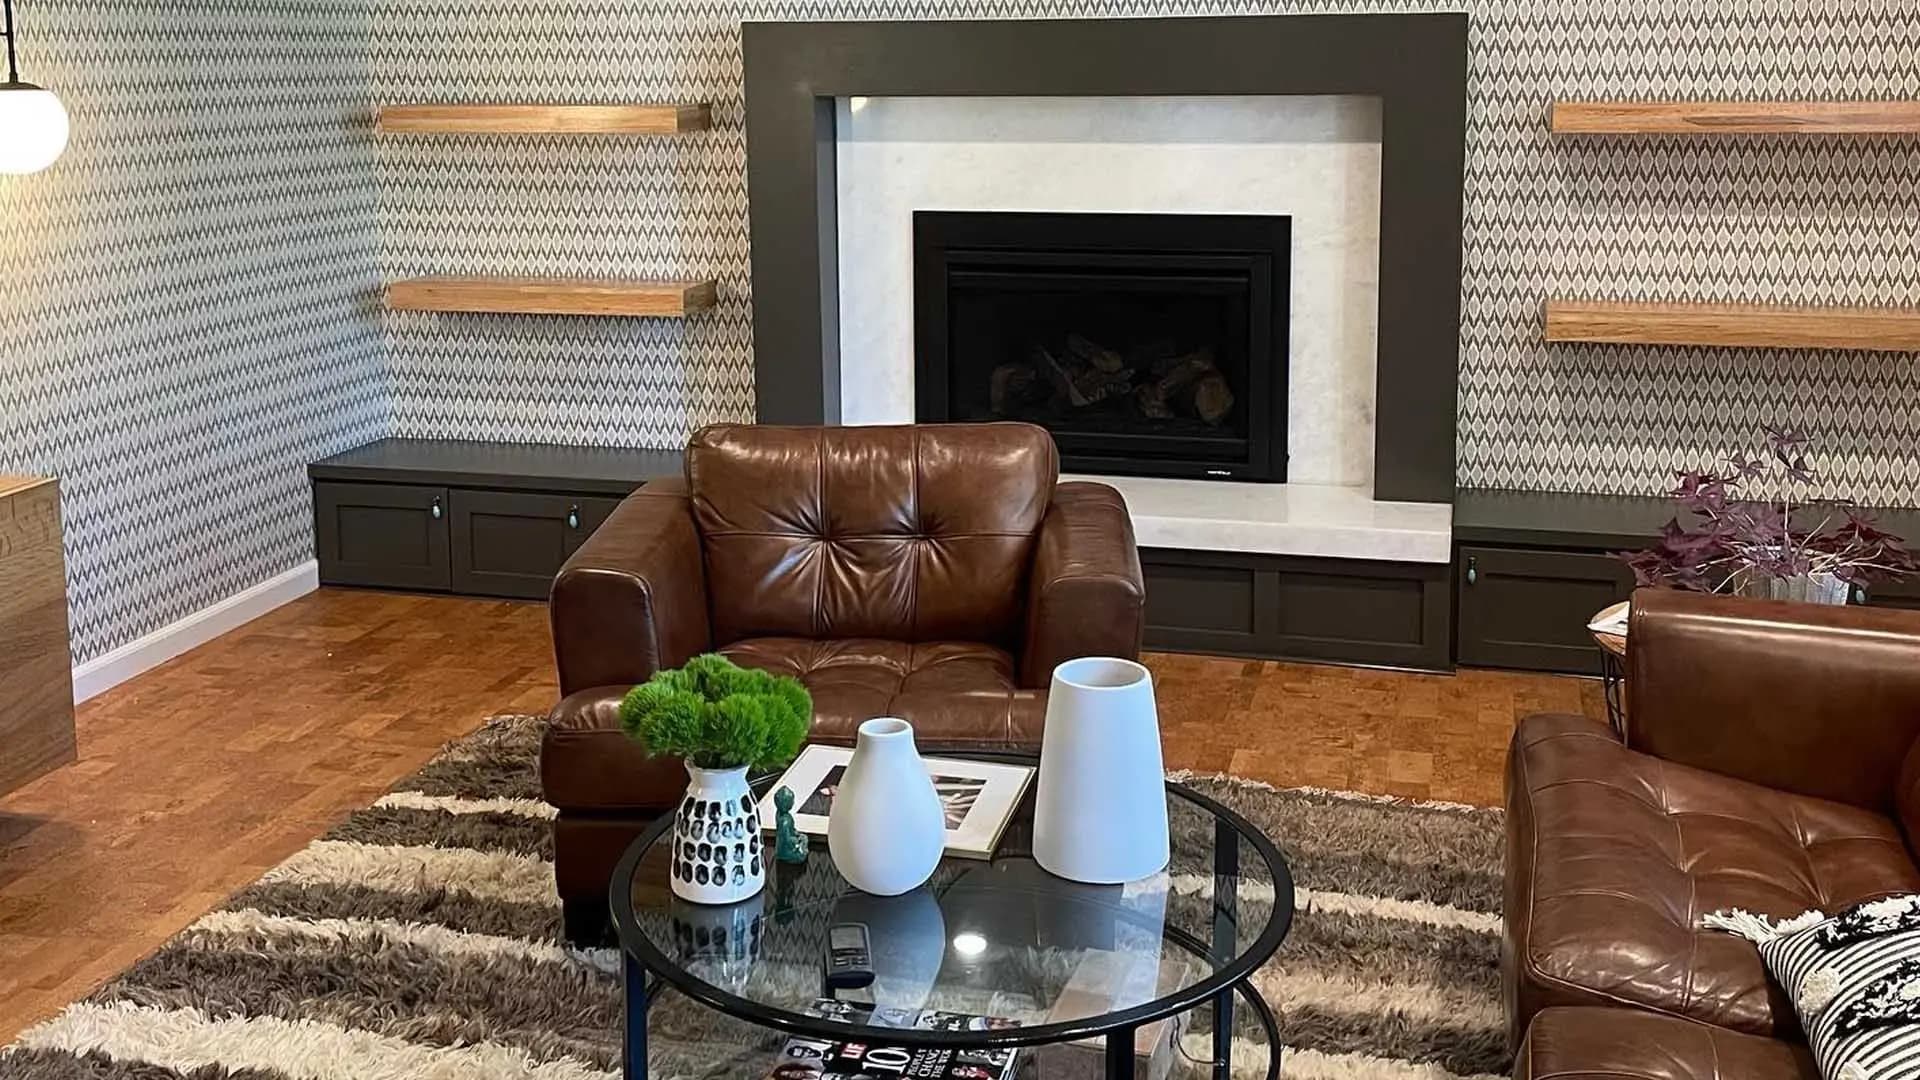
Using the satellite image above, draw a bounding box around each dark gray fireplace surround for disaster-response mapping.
[742,12,1466,504]
[740,13,1469,670]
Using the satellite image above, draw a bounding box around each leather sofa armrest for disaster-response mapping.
[550,477,712,696]
[1625,586,1920,809]
[1018,482,1146,689]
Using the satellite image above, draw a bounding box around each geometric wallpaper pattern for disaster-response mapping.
[0,0,386,663]
[374,0,1920,501]
[4,0,1918,660]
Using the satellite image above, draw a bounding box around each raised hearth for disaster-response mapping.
[1088,474,1451,562]
[915,211,1289,481]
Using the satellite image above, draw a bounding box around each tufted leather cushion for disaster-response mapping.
[721,637,1045,750]
[685,423,1057,647]
[1505,714,1920,1042]
[1516,1007,1817,1080]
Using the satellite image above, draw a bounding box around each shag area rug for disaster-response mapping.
[2,717,1509,1080]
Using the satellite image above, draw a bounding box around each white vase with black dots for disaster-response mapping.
[671,763,765,904]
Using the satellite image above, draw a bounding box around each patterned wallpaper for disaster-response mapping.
[0,0,385,663]
[372,0,1920,504]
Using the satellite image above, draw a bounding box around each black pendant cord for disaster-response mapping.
[4,0,18,85]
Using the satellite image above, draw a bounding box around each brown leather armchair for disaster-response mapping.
[1506,588,1920,1077]
[539,422,1145,937]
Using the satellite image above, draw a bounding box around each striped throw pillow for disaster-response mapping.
[1707,896,1920,1080]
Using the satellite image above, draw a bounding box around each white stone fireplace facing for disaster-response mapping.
[832,93,1451,563]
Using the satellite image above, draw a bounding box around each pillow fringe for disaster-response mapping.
[1703,906,1828,943]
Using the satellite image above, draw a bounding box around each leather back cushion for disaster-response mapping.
[1627,588,1920,815]
[686,423,1058,645]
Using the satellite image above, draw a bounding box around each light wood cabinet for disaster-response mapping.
[0,475,76,795]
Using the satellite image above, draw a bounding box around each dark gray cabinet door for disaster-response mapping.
[1455,545,1634,674]
[1142,554,1270,658]
[449,490,620,599]
[1143,548,1451,671]
[314,481,452,591]
[1860,577,1920,611]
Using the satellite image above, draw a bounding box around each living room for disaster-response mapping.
[3,2,1919,1079]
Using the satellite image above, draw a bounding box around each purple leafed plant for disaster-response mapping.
[1619,426,1919,592]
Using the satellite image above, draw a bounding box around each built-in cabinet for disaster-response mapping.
[449,490,622,599]
[314,481,453,591]
[1455,546,1633,675]
[1452,489,1920,676]
[1142,548,1451,672]
[310,440,681,600]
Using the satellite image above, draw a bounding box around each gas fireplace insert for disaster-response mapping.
[914,211,1289,482]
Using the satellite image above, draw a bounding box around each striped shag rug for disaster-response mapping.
[2,716,1509,1080]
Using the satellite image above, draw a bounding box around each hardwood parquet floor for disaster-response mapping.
[0,587,1606,1042]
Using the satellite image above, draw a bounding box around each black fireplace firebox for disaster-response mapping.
[915,211,1289,482]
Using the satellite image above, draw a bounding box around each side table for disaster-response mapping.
[1588,600,1627,737]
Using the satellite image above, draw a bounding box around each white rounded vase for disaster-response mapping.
[827,718,946,896]
[1033,657,1170,884]
[670,763,766,904]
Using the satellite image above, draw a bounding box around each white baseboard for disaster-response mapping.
[71,560,320,703]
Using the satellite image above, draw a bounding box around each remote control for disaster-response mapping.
[825,922,875,990]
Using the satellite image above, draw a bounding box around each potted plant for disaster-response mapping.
[1620,426,1917,604]
[620,654,811,903]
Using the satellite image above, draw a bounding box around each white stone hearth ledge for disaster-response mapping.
[1068,475,1452,564]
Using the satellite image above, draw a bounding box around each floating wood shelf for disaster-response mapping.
[1543,300,1920,353]
[386,277,718,317]
[1550,100,1920,135]
[376,103,712,135]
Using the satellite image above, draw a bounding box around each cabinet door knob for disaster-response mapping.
[567,504,580,530]
[430,496,443,520]
[1465,555,1477,586]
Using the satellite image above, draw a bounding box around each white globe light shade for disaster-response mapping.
[0,84,69,174]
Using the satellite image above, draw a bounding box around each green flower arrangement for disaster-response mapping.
[618,653,811,771]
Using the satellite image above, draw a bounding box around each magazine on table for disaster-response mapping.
[760,998,1021,1080]
[756,744,1034,859]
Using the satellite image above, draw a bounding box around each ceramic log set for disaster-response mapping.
[828,717,947,895]
[1033,656,1170,883]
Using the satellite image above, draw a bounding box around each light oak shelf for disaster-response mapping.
[1550,100,1920,135]
[386,277,719,317]
[376,103,712,135]
[1543,300,1920,353]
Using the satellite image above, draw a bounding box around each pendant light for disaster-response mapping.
[0,0,67,175]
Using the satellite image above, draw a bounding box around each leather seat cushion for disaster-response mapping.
[1507,714,1920,1037]
[722,637,1045,750]
[1517,1007,1817,1080]
[541,640,1044,813]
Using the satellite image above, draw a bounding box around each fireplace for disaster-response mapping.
[914,211,1289,481]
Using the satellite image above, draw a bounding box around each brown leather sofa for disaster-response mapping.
[1507,588,1920,1078]
[539,422,1145,937]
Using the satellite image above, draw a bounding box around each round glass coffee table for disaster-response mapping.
[610,753,1294,1080]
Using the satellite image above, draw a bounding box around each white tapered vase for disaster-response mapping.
[828,718,946,896]
[1033,657,1170,884]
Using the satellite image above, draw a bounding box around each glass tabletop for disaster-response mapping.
[611,754,1294,1048]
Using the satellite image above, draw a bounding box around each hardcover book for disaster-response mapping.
[757,745,1034,860]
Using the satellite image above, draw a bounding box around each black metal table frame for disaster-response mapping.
[1599,649,1626,736]
[609,767,1295,1080]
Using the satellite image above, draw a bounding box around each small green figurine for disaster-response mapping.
[773,785,808,864]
